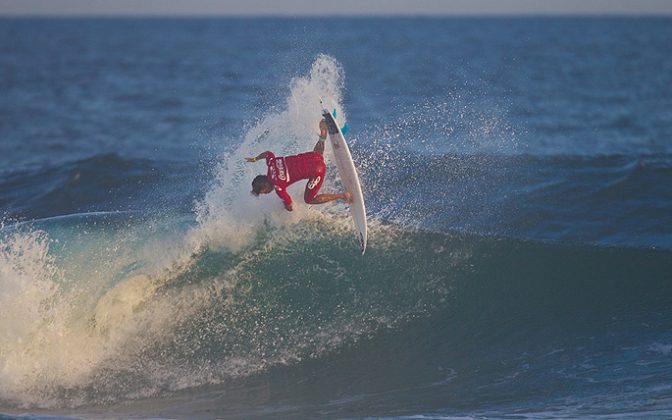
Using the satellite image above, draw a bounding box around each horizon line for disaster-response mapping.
[3,0,671,17]
[2,11,672,18]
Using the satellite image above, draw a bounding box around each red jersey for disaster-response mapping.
[265,151,326,205]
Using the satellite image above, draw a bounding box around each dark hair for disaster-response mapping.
[251,175,269,196]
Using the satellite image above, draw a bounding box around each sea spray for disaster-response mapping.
[193,54,347,253]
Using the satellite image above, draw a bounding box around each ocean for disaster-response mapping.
[1,17,671,419]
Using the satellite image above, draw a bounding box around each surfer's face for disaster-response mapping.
[257,184,273,194]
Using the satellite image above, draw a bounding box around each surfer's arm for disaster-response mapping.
[313,120,327,153]
[319,119,327,139]
[275,187,293,211]
[245,151,270,163]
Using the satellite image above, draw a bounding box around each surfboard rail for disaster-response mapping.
[322,109,368,254]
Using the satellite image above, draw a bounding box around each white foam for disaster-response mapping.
[0,222,172,406]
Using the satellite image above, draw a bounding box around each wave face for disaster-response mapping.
[2,215,670,417]
[0,212,461,409]
[2,17,672,419]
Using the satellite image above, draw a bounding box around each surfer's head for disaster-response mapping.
[251,175,273,196]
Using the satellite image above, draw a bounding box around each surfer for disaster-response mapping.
[246,119,350,211]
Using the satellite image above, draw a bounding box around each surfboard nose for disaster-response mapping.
[322,110,340,135]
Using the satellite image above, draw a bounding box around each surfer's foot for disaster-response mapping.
[342,192,352,204]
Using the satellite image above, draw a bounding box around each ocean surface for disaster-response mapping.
[1,17,672,419]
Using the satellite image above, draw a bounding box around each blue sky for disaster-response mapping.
[1,0,671,16]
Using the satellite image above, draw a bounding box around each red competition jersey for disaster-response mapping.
[265,151,326,205]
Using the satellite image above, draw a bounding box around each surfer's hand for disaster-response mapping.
[245,157,257,163]
[343,192,352,204]
[284,202,293,211]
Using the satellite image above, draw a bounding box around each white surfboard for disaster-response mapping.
[322,109,368,254]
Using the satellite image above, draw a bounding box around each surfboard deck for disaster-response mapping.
[322,109,368,254]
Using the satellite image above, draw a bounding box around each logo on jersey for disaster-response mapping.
[276,158,287,181]
[307,176,321,190]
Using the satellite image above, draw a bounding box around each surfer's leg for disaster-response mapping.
[304,158,327,203]
[308,192,350,205]
[305,166,350,204]
[304,174,325,203]
[313,138,325,154]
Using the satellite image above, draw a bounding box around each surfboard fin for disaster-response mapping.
[328,108,348,134]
